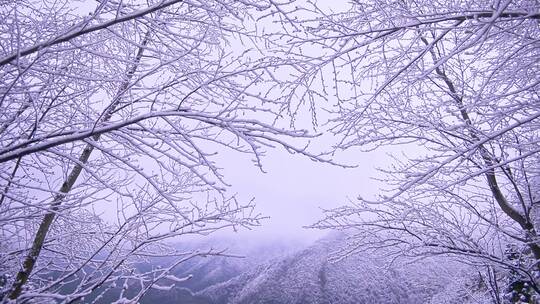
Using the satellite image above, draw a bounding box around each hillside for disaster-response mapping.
[136,234,491,304]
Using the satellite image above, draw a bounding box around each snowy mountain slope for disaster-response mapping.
[88,233,490,304]
[198,237,411,304]
[137,237,304,304]
[197,234,488,304]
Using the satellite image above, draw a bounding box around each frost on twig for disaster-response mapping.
[0,0,340,302]
[285,0,540,299]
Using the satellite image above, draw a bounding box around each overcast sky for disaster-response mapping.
[215,140,390,241]
[209,0,389,242]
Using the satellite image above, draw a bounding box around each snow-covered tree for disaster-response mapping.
[0,0,334,302]
[280,0,540,299]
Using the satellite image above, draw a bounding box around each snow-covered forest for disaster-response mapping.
[1,0,539,303]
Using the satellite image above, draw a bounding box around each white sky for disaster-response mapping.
[215,141,390,241]
[214,0,387,241]
[191,0,389,241]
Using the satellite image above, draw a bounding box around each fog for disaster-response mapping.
[215,144,386,241]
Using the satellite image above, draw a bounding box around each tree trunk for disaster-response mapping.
[7,31,150,300]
